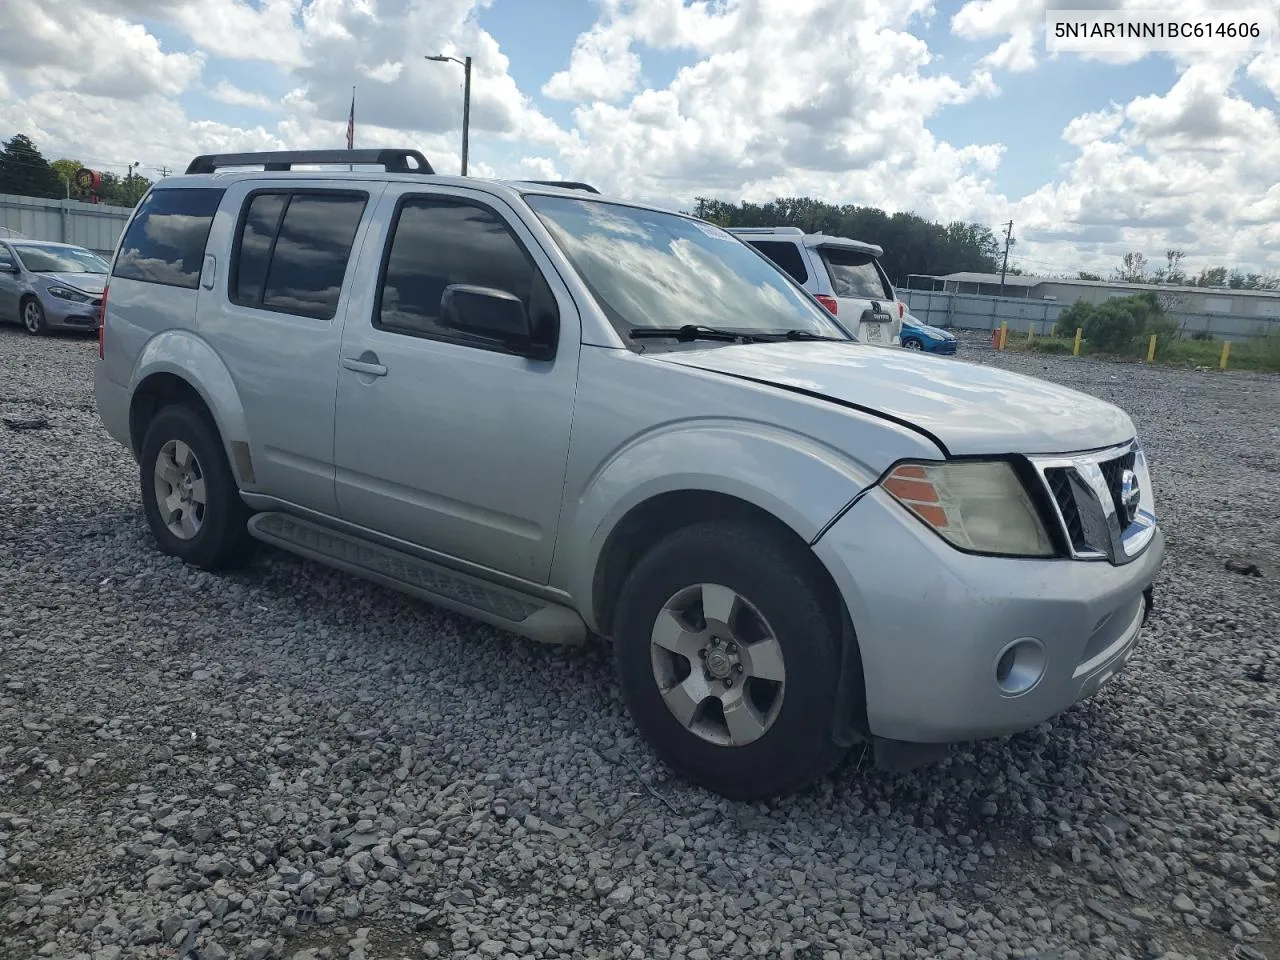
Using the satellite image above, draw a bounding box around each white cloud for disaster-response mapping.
[0,0,203,99]
[208,81,275,111]
[0,0,1277,277]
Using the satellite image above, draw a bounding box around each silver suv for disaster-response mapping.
[95,149,1164,799]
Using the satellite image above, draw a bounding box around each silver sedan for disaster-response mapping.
[0,240,109,335]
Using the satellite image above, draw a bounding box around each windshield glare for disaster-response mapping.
[13,244,109,274]
[526,195,846,340]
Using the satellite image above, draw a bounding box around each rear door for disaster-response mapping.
[196,180,384,515]
[813,243,900,347]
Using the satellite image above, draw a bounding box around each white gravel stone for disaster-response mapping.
[0,328,1277,960]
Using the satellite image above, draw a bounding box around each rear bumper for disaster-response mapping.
[94,361,133,456]
[814,487,1164,744]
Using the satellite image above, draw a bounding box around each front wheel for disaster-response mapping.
[22,297,48,336]
[902,337,923,350]
[614,520,851,800]
[140,405,254,571]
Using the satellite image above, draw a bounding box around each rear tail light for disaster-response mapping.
[898,301,905,318]
[97,285,109,359]
[815,294,838,315]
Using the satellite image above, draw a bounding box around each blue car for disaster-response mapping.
[899,313,958,354]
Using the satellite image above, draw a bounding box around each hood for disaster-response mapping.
[650,341,1135,456]
[40,272,107,295]
[903,317,953,340]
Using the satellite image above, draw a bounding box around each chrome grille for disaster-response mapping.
[1029,440,1155,565]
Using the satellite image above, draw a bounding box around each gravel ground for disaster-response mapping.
[1,326,1277,960]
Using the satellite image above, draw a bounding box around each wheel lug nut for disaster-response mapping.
[725,642,737,654]
[734,663,743,673]
[698,649,707,658]
[724,678,733,688]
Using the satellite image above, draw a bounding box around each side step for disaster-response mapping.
[247,512,587,646]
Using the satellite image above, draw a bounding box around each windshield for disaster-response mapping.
[820,248,891,300]
[12,244,109,274]
[525,195,846,340]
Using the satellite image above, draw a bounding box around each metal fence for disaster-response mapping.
[904,290,1280,340]
[0,193,132,258]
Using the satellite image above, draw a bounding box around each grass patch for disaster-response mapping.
[1002,332,1280,373]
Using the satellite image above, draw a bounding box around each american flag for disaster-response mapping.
[346,89,355,150]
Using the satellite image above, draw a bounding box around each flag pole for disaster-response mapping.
[348,85,355,171]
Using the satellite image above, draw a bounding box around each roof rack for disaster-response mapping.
[521,180,601,194]
[725,226,805,236]
[185,149,435,175]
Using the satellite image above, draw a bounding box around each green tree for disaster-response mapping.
[690,195,1001,282]
[0,134,63,198]
[1193,266,1228,288]
[49,158,84,199]
[1115,251,1150,283]
[1077,271,1102,281]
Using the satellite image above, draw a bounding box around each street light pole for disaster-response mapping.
[426,53,472,176]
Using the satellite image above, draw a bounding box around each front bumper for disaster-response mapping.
[926,338,958,355]
[44,292,102,331]
[813,487,1164,744]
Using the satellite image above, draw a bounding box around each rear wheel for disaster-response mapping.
[140,405,254,571]
[902,337,923,350]
[21,297,47,336]
[614,519,851,800]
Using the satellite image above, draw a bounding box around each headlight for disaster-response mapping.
[48,285,93,303]
[881,460,1055,557]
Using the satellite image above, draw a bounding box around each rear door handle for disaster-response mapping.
[341,356,387,377]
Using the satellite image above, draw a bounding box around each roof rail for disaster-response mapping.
[725,226,805,236]
[185,149,435,175]
[521,179,601,194]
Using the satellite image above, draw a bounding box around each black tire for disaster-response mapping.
[614,519,852,800]
[902,337,923,350]
[21,297,48,336]
[139,404,254,571]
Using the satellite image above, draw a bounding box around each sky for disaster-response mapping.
[1,0,1278,278]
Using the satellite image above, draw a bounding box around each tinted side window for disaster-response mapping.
[821,248,892,300]
[749,240,809,284]
[263,195,366,319]
[230,191,367,320]
[376,197,544,343]
[112,188,223,289]
[233,193,286,305]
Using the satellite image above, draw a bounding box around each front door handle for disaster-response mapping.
[341,355,387,377]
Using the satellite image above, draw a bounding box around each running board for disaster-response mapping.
[247,512,587,646]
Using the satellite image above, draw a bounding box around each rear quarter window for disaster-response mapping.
[112,188,224,290]
[820,248,892,300]
[747,240,809,284]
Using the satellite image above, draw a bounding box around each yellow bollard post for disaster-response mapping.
[1219,340,1230,370]
[999,321,1008,350]
[1146,334,1157,363]
[1073,327,1082,356]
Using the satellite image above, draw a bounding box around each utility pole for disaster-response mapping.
[158,166,171,178]
[999,220,1014,297]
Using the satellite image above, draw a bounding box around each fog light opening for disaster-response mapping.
[994,638,1047,697]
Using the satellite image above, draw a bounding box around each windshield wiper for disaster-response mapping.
[750,329,850,342]
[629,324,751,343]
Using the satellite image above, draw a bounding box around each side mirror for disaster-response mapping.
[0,259,17,274]
[440,284,550,359]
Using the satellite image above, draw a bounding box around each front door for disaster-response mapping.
[332,187,580,584]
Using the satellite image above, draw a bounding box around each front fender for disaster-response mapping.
[130,330,251,477]
[557,417,932,630]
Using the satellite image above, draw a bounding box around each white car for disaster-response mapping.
[727,227,903,346]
